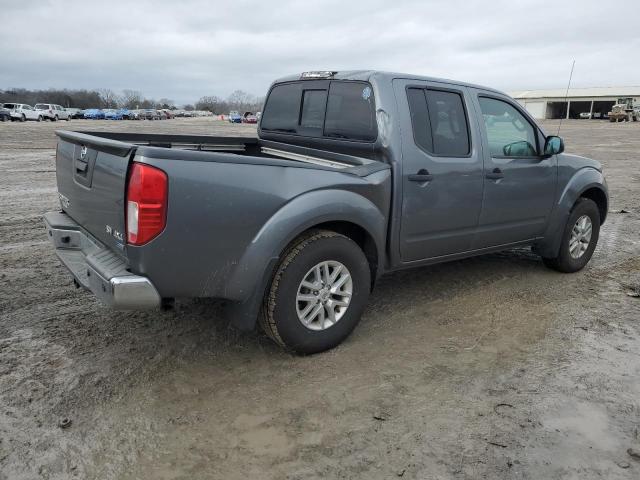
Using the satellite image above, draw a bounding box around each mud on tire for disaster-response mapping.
[260,229,371,355]
[542,198,600,273]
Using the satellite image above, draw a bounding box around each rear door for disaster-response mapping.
[55,132,133,255]
[24,105,39,120]
[470,91,556,247]
[393,79,484,262]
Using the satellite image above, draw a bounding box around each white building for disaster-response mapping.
[509,86,640,119]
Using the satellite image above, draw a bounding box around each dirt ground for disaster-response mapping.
[1,118,639,480]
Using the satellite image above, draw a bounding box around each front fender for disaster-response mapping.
[538,167,607,257]
[224,188,388,329]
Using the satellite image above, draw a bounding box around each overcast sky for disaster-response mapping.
[2,0,639,105]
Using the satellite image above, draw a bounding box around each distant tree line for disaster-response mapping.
[195,90,264,114]
[0,87,263,113]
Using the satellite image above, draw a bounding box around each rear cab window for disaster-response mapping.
[261,80,377,142]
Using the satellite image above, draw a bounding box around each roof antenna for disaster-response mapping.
[557,59,575,136]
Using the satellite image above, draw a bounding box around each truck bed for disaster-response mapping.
[65,131,385,172]
[51,129,391,318]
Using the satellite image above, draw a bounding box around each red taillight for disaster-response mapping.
[126,163,167,245]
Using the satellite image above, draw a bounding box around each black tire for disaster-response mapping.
[260,230,371,354]
[37,116,42,122]
[21,114,26,122]
[53,115,58,122]
[542,198,600,273]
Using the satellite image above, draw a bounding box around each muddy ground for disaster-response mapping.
[1,118,639,479]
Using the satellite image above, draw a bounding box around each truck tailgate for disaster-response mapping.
[55,131,134,256]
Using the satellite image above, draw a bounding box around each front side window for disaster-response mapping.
[479,97,538,157]
[407,87,470,156]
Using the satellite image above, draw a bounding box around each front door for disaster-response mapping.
[394,79,484,262]
[471,92,557,248]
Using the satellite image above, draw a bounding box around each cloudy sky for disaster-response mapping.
[2,0,639,105]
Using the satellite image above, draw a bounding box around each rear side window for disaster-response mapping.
[261,80,377,142]
[407,88,470,156]
[324,82,377,141]
[407,89,433,152]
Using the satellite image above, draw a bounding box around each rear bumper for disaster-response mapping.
[44,211,161,309]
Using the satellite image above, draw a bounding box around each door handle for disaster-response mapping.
[486,168,504,180]
[408,169,434,182]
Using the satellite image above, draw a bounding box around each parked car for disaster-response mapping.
[45,70,608,354]
[83,109,105,119]
[127,109,141,120]
[2,103,42,121]
[228,110,242,123]
[142,109,160,120]
[35,104,70,121]
[117,108,133,120]
[103,109,124,120]
[161,109,174,119]
[0,106,10,121]
[579,112,591,119]
[242,112,258,124]
[66,108,85,119]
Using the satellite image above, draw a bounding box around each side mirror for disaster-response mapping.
[543,136,564,156]
[503,140,537,157]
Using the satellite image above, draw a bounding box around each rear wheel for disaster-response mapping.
[21,114,26,122]
[542,198,600,273]
[260,230,371,354]
[37,115,42,122]
[53,115,58,121]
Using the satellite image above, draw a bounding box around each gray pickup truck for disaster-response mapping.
[45,70,608,354]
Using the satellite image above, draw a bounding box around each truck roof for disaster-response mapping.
[272,70,505,96]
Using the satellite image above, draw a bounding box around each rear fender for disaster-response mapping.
[537,167,607,258]
[224,189,387,330]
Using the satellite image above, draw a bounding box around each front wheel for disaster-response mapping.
[260,230,371,354]
[37,116,42,122]
[21,114,26,122]
[542,198,600,273]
